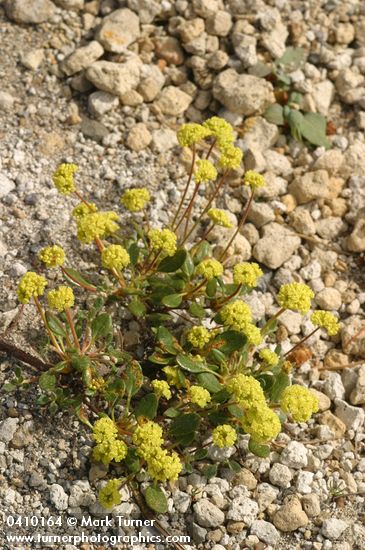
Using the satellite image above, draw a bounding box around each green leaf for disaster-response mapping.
[62,267,97,291]
[163,407,181,418]
[188,302,205,319]
[91,313,113,339]
[228,405,245,420]
[270,372,290,402]
[156,326,174,346]
[169,413,200,445]
[194,241,212,263]
[276,46,306,69]
[135,393,158,419]
[203,464,218,479]
[176,354,207,374]
[264,103,285,125]
[45,312,68,338]
[205,278,217,298]
[197,372,222,393]
[300,112,331,149]
[181,252,195,278]
[227,460,241,473]
[208,410,229,425]
[39,372,56,391]
[36,394,50,406]
[128,299,146,318]
[248,438,271,458]
[158,250,187,273]
[71,355,90,372]
[145,485,168,514]
[128,242,140,266]
[3,383,17,392]
[162,293,182,308]
[192,448,208,461]
[285,109,304,143]
[125,448,140,474]
[123,361,143,396]
[214,330,247,354]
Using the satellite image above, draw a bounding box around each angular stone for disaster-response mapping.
[349,365,365,405]
[86,59,141,96]
[154,86,192,116]
[5,0,55,24]
[96,9,140,53]
[253,222,301,269]
[61,41,104,76]
[319,411,346,438]
[341,316,365,357]
[347,217,365,252]
[193,499,225,528]
[88,91,119,117]
[280,441,308,469]
[273,495,308,532]
[250,520,280,546]
[289,170,331,204]
[321,518,348,541]
[126,123,152,151]
[334,399,365,431]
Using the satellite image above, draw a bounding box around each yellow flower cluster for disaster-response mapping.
[233,262,263,287]
[186,326,211,348]
[101,245,130,271]
[120,188,150,212]
[17,272,47,304]
[207,208,233,228]
[243,323,263,345]
[188,385,211,408]
[219,145,243,169]
[194,159,217,183]
[146,448,182,482]
[243,170,266,190]
[151,379,172,400]
[133,421,182,482]
[226,374,265,407]
[277,282,314,314]
[310,311,340,336]
[89,376,106,392]
[177,123,212,147]
[52,163,78,195]
[259,348,279,367]
[47,286,75,312]
[220,300,252,331]
[72,202,98,220]
[203,116,234,147]
[281,385,319,422]
[38,245,65,268]
[212,424,237,448]
[99,479,122,509]
[196,258,223,280]
[77,211,119,244]
[242,403,281,443]
[163,366,185,388]
[148,228,177,257]
[92,417,128,466]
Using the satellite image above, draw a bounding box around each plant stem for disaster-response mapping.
[284,327,320,357]
[182,181,201,239]
[261,307,286,334]
[74,190,93,209]
[171,145,196,229]
[33,297,65,359]
[219,189,254,262]
[205,138,216,159]
[191,224,214,255]
[215,284,242,310]
[65,308,81,352]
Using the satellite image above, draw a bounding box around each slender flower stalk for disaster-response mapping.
[215,284,242,309]
[65,308,81,352]
[33,296,65,358]
[284,327,320,357]
[171,145,196,229]
[219,190,255,262]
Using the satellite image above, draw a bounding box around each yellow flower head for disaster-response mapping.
[226,374,265,407]
[203,116,234,147]
[47,286,75,312]
[243,323,263,345]
[277,282,314,314]
[132,420,164,460]
[17,272,47,304]
[93,417,118,443]
[207,208,233,228]
[188,385,211,408]
[196,258,223,280]
[219,145,243,170]
[220,300,252,331]
[98,479,122,509]
[177,123,212,147]
[121,188,150,212]
[310,311,341,336]
[151,379,172,400]
[101,245,130,271]
[148,228,177,257]
[244,170,266,190]
[186,326,211,349]
[212,424,237,448]
[72,202,98,220]
[233,262,263,287]
[163,366,185,388]
[93,438,128,465]
[242,403,281,443]
[146,448,182,482]
[77,211,119,244]
[194,159,218,183]
[52,163,78,195]
[281,385,319,422]
[38,245,65,268]
[259,348,279,367]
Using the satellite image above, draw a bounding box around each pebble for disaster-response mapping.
[96,9,140,53]
[301,493,321,517]
[21,49,45,71]
[49,484,69,511]
[289,170,332,204]
[61,41,104,76]
[273,495,309,532]
[334,399,365,431]
[0,174,16,198]
[126,123,152,151]
[253,222,301,269]
[227,495,259,525]
[0,91,15,112]
[315,288,342,311]
[0,418,19,443]
[321,518,348,541]
[280,441,308,469]
[269,463,293,488]
[88,91,119,117]
[5,0,55,24]
[86,59,141,97]
[193,499,225,528]
[347,216,365,252]
[154,86,192,116]
[250,520,280,545]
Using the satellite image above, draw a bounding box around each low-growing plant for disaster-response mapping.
[9,118,340,513]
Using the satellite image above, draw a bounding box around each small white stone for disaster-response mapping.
[49,484,69,511]
[321,518,348,540]
[269,463,293,488]
[280,441,308,469]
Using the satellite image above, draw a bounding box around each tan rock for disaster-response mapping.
[96,9,140,53]
[126,123,151,151]
[273,495,309,532]
[342,316,365,357]
[347,217,365,252]
[310,389,331,412]
[232,468,257,490]
[289,170,331,204]
[155,37,185,65]
[319,411,346,438]
[154,86,192,116]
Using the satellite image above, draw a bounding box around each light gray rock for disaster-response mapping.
[341,317,365,357]
[213,70,275,115]
[289,170,331,204]
[269,463,293,488]
[0,174,16,198]
[315,287,342,310]
[151,128,178,152]
[61,41,104,76]
[315,217,346,240]
[232,33,257,67]
[69,480,95,507]
[290,209,316,235]
[88,91,119,117]
[49,484,69,511]
[321,518,348,540]
[0,418,19,443]
[349,365,365,405]
[341,143,365,179]
[5,0,55,23]
[0,91,15,112]
[334,399,365,431]
[247,202,275,228]
[263,151,292,176]
[96,9,140,53]
[312,80,335,115]
[86,59,141,97]
[21,49,44,70]
[138,65,165,102]
[193,499,225,527]
[280,441,308,469]
[240,117,279,152]
[253,222,301,269]
[206,10,232,37]
[302,493,321,517]
[323,372,346,401]
[313,149,344,175]
[154,86,192,116]
[250,520,280,545]
[255,483,279,512]
[296,471,314,494]
[227,496,259,525]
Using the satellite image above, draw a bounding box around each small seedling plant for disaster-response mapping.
[10,118,340,513]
